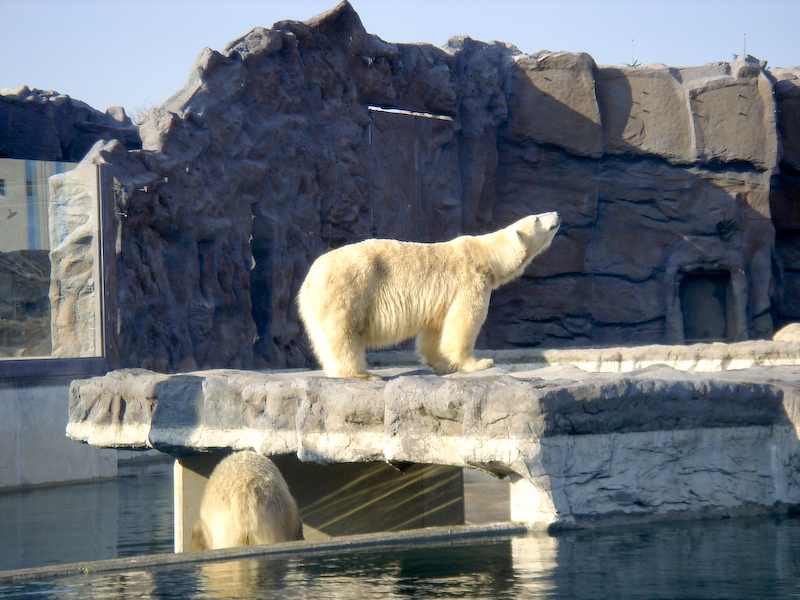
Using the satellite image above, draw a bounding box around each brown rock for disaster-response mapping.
[505,52,603,157]
[687,58,778,170]
[597,66,692,163]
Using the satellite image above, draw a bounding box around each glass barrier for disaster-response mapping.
[0,158,103,359]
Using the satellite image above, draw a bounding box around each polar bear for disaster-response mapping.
[774,323,800,341]
[191,451,303,551]
[298,211,560,378]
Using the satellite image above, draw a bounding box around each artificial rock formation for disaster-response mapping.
[0,86,140,162]
[48,162,104,357]
[58,2,797,371]
[772,68,800,327]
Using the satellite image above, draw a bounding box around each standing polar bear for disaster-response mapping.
[191,451,303,550]
[298,212,560,378]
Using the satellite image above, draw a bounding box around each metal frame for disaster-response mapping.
[0,163,115,381]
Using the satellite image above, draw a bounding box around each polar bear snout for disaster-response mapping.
[538,211,560,232]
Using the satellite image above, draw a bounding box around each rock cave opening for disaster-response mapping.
[678,269,734,342]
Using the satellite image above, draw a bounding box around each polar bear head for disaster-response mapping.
[488,211,560,288]
[510,211,560,260]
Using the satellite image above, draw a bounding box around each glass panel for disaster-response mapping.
[0,158,102,359]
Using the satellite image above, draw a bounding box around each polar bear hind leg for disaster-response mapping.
[323,326,374,379]
[301,296,378,379]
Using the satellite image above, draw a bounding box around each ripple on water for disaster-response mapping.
[3,516,800,600]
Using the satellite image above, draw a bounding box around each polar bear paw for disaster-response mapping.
[352,371,384,381]
[458,357,495,373]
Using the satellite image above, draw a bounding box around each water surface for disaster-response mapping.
[3,516,800,599]
[0,460,173,570]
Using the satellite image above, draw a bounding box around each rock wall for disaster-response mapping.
[0,86,140,162]
[72,2,795,371]
[771,68,800,327]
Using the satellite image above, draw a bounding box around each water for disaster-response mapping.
[3,517,800,599]
[2,462,800,598]
[0,460,173,570]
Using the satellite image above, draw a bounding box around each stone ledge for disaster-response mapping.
[67,362,800,457]
[66,360,800,526]
[370,339,800,372]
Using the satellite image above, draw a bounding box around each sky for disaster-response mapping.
[1,0,799,115]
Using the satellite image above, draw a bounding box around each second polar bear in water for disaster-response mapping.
[298,212,560,378]
[191,451,303,550]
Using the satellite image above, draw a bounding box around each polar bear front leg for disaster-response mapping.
[416,327,452,374]
[439,290,494,373]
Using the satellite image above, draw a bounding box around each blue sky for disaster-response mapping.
[2,0,798,114]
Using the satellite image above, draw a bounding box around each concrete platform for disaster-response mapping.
[66,346,800,532]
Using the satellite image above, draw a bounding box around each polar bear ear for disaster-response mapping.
[509,217,535,239]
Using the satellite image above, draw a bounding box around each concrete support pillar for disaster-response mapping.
[174,453,465,553]
[509,475,557,528]
[173,453,225,553]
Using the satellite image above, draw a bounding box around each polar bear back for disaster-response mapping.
[192,451,303,550]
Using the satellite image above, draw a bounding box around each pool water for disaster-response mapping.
[3,516,800,599]
[2,461,800,598]
[0,460,174,571]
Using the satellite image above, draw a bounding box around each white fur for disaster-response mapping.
[191,451,303,550]
[774,323,800,341]
[298,212,560,378]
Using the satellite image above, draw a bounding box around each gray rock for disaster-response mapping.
[597,66,693,163]
[773,68,800,171]
[687,68,778,170]
[0,87,140,161]
[296,377,386,462]
[369,338,800,372]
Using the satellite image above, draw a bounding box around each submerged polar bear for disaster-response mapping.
[191,451,303,550]
[298,211,560,378]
